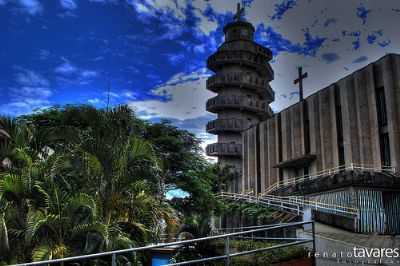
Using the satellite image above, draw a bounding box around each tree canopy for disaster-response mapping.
[0,105,229,265]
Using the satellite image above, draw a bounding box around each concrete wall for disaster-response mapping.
[339,64,381,168]
[242,125,258,193]
[259,117,280,190]
[241,54,400,194]
[375,55,400,169]
[310,85,338,171]
[280,103,305,180]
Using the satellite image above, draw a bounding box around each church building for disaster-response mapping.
[206,5,400,234]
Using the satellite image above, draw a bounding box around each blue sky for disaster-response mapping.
[1,0,399,149]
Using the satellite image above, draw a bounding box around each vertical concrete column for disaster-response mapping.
[241,131,248,193]
[265,118,279,188]
[366,65,381,168]
[270,117,280,185]
[381,55,400,169]
[259,121,267,192]
[329,86,340,167]
[291,103,304,159]
[353,66,380,167]
[280,111,289,180]
[339,76,361,166]
[307,95,322,173]
[248,127,256,193]
[318,86,338,169]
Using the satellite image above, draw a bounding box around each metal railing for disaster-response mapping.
[263,163,397,195]
[211,223,294,235]
[10,221,315,266]
[219,191,359,217]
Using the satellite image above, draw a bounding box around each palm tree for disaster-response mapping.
[0,147,49,262]
[0,117,10,140]
[0,106,182,264]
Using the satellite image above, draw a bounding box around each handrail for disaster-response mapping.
[11,221,315,266]
[219,192,358,217]
[262,163,397,195]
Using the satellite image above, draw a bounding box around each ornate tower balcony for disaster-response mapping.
[206,118,244,134]
[206,142,242,157]
[207,50,274,78]
[206,72,275,100]
[206,95,268,115]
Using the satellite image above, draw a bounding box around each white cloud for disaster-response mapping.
[130,0,219,36]
[60,0,77,10]
[18,0,43,15]
[129,69,214,120]
[0,99,50,116]
[0,69,53,116]
[55,60,78,75]
[11,87,52,99]
[125,0,400,112]
[81,70,98,78]
[16,69,49,87]
[88,98,102,105]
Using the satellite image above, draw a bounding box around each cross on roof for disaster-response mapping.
[294,67,308,102]
[233,3,245,21]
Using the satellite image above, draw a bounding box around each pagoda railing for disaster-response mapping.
[206,142,242,157]
[219,41,272,59]
[207,50,274,79]
[206,118,244,134]
[206,95,267,114]
[207,72,274,99]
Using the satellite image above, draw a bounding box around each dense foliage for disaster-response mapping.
[0,105,227,265]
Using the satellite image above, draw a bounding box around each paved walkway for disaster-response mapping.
[300,223,400,266]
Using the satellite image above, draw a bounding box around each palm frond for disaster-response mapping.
[32,245,52,261]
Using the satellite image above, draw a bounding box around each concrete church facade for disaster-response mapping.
[243,53,400,194]
[241,53,400,233]
[206,7,400,234]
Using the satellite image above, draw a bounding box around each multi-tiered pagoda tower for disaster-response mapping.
[205,4,275,192]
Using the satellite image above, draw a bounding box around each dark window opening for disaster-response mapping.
[380,133,391,166]
[304,166,309,177]
[375,86,391,166]
[279,168,284,183]
[334,85,345,165]
[376,86,388,127]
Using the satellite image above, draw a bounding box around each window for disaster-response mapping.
[334,85,345,165]
[380,133,391,166]
[304,167,309,177]
[375,86,391,166]
[376,86,388,127]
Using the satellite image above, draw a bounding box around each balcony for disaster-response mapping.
[206,142,242,157]
[206,72,275,101]
[219,41,273,60]
[206,95,267,115]
[207,50,274,78]
[206,118,244,134]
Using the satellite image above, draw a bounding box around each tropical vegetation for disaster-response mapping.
[0,105,228,265]
[0,105,305,265]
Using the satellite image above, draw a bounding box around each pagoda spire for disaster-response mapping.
[233,2,245,21]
